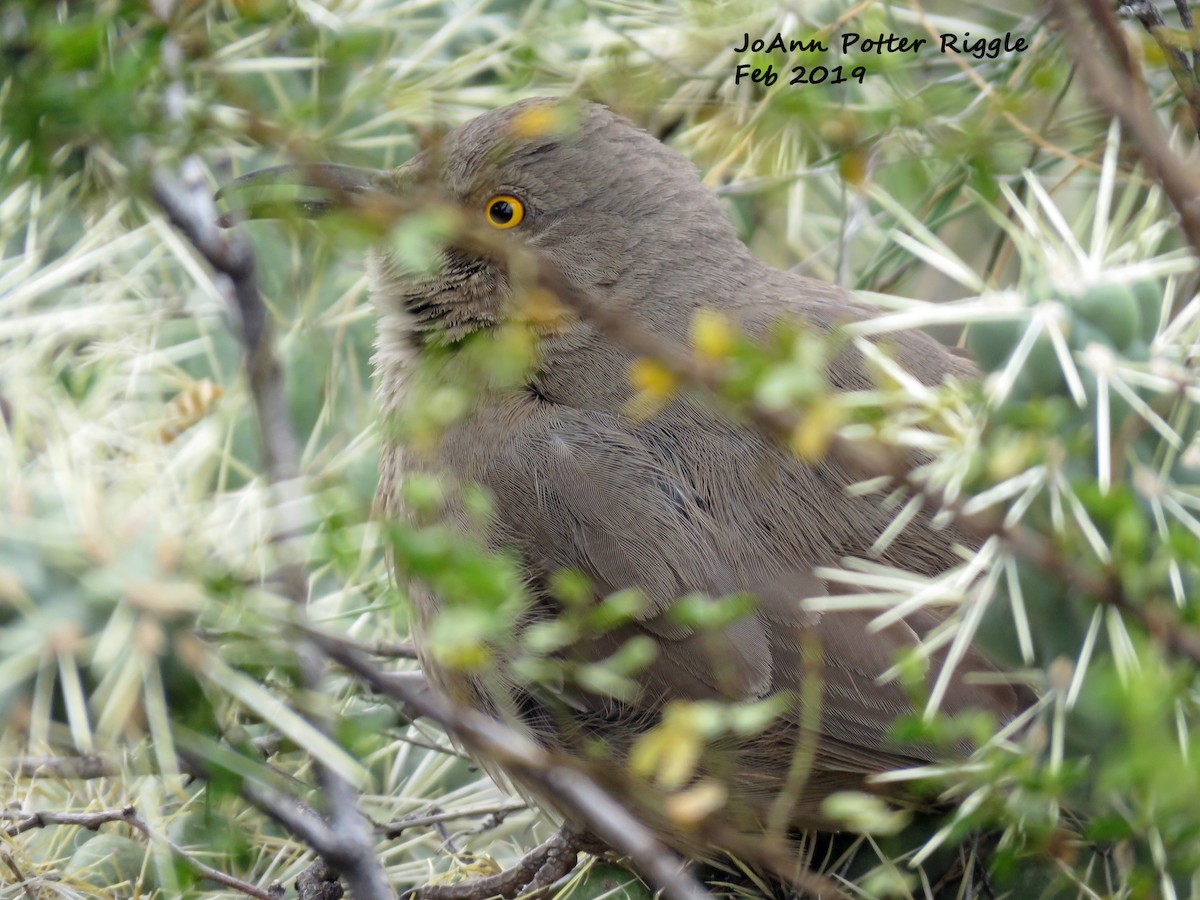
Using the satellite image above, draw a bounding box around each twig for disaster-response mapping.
[367,640,421,659]
[1,850,37,900]
[1,755,117,780]
[3,806,143,837]
[309,631,712,900]
[405,827,600,900]
[390,731,474,761]
[1117,0,1200,135]
[207,767,345,874]
[1,806,284,899]
[1050,0,1200,258]
[151,164,298,485]
[152,164,392,900]
[296,859,345,900]
[1175,0,1200,81]
[379,802,527,839]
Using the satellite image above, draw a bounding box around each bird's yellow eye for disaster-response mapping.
[485,195,525,229]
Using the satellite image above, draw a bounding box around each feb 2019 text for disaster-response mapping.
[733,31,1030,87]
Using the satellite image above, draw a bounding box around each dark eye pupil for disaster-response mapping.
[490,200,513,223]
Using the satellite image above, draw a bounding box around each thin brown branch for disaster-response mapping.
[1117,0,1200,135]
[367,640,421,659]
[175,750,357,891]
[296,860,345,900]
[405,827,602,900]
[1050,0,1200,257]
[1093,0,1142,77]
[237,780,341,852]
[0,851,36,900]
[152,164,391,900]
[378,801,527,838]
[1,805,284,899]
[301,630,435,726]
[308,631,421,663]
[309,631,714,900]
[2,805,140,837]
[151,162,299,487]
[1173,0,1200,79]
[1,754,117,779]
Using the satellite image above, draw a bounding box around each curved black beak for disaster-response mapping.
[215,163,398,227]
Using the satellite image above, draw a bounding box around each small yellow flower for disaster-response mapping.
[510,104,560,139]
[1141,35,1167,67]
[629,358,678,398]
[664,780,728,829]
[839,148,868,186]
[626,358,679,419]
[629,713,703,789]
[435,641,491,673]
[691,308,734,360]
[821,791,910,836]
[789,399,845,462]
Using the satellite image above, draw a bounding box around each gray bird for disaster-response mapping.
[224,97,1029,868]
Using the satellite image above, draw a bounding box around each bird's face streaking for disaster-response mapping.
[372,98,739,347]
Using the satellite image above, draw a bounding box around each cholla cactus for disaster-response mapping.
[2,1,1200,898]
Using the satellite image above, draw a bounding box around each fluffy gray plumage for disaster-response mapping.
[367,98,1027,836]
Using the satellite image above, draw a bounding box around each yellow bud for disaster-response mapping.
[691,309,735,360]
[629,717,703,789]
[510,104,560,139]
[626,359,678,420]
[628,359,678,398]
[628,726,669,781]
[1141,35,1166,67]
[437,642,491,673]
[839,148,868,186]
[789,399,845,463]
[664,780,727,828]
[513,288,568,331]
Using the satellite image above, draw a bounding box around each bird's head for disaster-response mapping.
[219,98,753,350]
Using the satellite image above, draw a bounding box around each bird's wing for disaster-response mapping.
[768,601,1023,771]
[456,398,1021,770]
[474,400,776,699]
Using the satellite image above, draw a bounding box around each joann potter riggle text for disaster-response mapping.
[733,31,1030,60]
